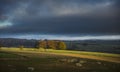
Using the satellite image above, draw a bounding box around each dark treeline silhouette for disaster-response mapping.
[0,38,38,48]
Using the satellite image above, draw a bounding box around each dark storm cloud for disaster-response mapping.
[0,0,18,16]
[0,0,120,36]
[1,16,120,35]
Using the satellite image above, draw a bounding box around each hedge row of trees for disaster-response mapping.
[0,39,67,50]
[36,40,66,50]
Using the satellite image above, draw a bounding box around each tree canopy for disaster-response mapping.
[37,40,67,50]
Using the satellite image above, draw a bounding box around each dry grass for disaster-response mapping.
[0,47,120,63]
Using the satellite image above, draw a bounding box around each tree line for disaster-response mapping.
[0,38,67,50]
[36,40,66,50]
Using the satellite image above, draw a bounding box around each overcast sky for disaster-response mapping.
[0,0,120,40]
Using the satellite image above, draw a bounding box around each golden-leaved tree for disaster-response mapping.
[57,41,66,50]
[47,40,56,49]
[38,40,47,48]
[37,40,66,50]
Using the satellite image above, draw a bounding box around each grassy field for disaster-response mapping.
[0,47,120,72]
[1,47,120,57]
[0,52,20,58]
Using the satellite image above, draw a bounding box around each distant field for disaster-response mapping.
[0,47,120,62]
[67,44,120,54]
[0,48,120,72]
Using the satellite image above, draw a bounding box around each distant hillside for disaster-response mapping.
[0,38,120,54]
[0,38,38,48]
[64,40,120,54]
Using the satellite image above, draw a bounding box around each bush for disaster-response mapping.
[19,45,24,50]
[58,42,67,50]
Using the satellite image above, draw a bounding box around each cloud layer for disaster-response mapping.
[0,0,120,39]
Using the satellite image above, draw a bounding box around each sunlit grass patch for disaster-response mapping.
[1,47,120,58]
[46,49,120,58]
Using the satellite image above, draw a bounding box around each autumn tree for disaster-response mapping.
[36,41,42,48]
[47,40,56,49]
[37,40,67,50]
[57,41,66,50]
[39,40,46,48]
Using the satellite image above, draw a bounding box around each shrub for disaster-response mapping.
[58,42,67,50]
[19,45,24,50]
